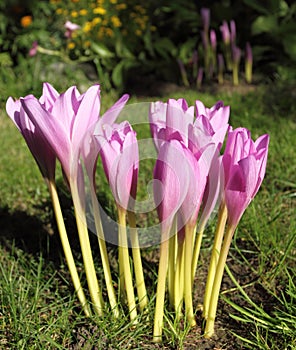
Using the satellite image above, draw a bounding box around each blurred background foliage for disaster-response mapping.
[0,0,295,99]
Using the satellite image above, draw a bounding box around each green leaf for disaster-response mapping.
[243,0,271,15]
[252,15,278,35]
[179,38,196,62]
[111,59,137,88]
[153,38,177,60]
[115,39,134,59]
[91,43,114,58]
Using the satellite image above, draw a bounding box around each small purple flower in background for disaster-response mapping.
[64,20,80,38]
[210,29,217,52]
[220,21,230,45]
[201,8,210,32]
[232,46,242,85]
[230,20,236,47]
[29,41,38,57]
[197,67,204,89]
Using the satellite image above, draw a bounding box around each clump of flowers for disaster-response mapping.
[178,8,254,88]
[6,82,269,342]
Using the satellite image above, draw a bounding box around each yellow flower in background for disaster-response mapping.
[71,0,80,2]
[115,3,127,10]
[135,29,142,36]
[93,7,106,15]
[134,5,146,14]
[83,21,92,33]
[56,8,63,15]
[79,9,88,16]
[67,42,75,49]
[105,28,114,37]
[84,40,91,48]
[110,0,117,3]
[92,17,102,25]
[20,15,32,28]
[71,11,78,18]
[111,16,121,28]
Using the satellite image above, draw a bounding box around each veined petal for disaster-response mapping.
[115,131,138,210]
[51,86,76,136]
[7,96,56,180]
[153,139,190,232]
[21,96,71,178]
[239,155,258,198]
[6,97,21,132]
[40,82,59,112]
[72,84,101,147]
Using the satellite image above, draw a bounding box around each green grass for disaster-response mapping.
[0,82,295,349]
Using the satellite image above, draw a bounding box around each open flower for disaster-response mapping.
[64,20,81,38]
[21,83,101,182]
[149,98,194,150]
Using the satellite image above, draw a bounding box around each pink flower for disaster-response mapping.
[20,83,101,182]
[195,100,230,151]
[210,29,217,51]
[153,139,190,233]
[220,21,230,45]
[149,98,194,150]
[6,86,57,181]
[230,20,236,46]
[201,8,210,31]
[64,21,80,38]
[245,42,253,65]
[95,121,138,212]
[222,127,269,227]
[29,41,38,57]
[232,46,241,64]
[82,94,129,185]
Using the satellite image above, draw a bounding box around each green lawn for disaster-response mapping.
[0,83,295,349]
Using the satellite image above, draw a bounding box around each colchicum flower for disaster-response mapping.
[20,83,104,315]
[96,121,141,322]
[204,127,269,337]
[6,85,91,316]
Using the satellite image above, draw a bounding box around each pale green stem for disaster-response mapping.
[153,228,170,342]
[167,220,177,308]
[174,236,184,320]
[184,224,196,327]
[127,211,148,312]
[225,44,233,71]
[90,188,119,317]
[245,62,252,84]
[204,224,236,338]
[203,203,228,319]
[232,63,239,86]
[191,224,205,284]
[118,208,137,323]
[70,179,104,316]
[47,180,91,317]
[118,237,125,299]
